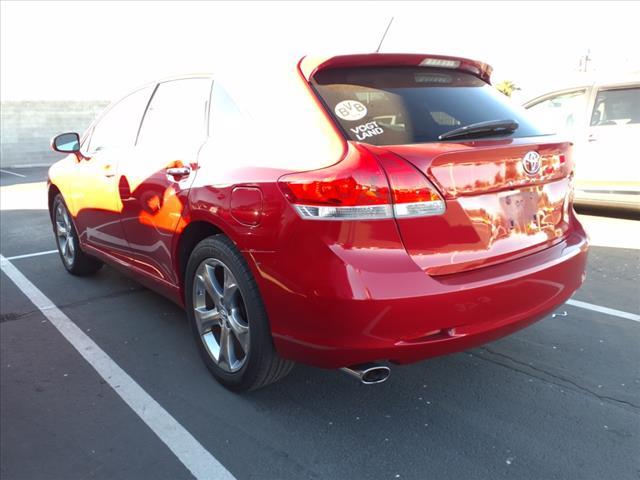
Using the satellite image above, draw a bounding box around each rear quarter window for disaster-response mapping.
[312,67,548,146]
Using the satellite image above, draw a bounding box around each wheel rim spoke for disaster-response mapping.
[219,325,235,369]
[222,270,238,308]
[56,221,67,237]
[203,264,224,307]
[194,307,222,334]
[228,309,249,354]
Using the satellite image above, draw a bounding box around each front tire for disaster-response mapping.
[52,194,103,276]
[185,235,293,391]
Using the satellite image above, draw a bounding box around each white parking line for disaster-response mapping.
[0,255,236,480]
[566,299,640,323]
[0,169,27,178]
[5,250,58,261]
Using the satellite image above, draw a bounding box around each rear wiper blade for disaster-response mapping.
[438,119,519,141]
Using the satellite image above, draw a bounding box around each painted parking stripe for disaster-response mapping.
[0,169,27,178]
[566,299,640,322]
[5,249,58,261]
[0,255,236,480]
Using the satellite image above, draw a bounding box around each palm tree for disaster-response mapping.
[496,80,521,98]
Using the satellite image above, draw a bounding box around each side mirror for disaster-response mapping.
[51,132,80,153]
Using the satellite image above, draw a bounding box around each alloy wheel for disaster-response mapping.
[192,259,250,372]
[55,203,75,266]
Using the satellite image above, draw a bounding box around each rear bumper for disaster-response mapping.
[250,220,588,369]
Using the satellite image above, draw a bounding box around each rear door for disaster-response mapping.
[579,85,640,201]
[117,77,213,284]
[312,66,574,275]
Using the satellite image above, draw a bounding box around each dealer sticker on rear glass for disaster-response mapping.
[334,100,367,121]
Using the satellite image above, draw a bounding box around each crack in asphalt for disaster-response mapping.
[472,346,640,413]
[0,287,146,324]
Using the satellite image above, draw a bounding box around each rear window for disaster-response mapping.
[312,67,548,146]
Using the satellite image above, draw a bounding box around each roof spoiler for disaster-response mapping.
[299,53,493,84]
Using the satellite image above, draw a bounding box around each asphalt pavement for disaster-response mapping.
[1,166,638,480]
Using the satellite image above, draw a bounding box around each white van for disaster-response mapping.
[524,77,639,212]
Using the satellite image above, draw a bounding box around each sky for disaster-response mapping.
[1,1,639,102]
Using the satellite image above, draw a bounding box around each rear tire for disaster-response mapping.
[52,194,103,276]
[185,235,294,391]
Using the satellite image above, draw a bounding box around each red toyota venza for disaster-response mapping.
[48,53,588,391]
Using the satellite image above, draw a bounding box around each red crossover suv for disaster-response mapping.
[48,53,588,391]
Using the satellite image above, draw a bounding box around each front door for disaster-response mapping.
[117,77,213,284]
[71,86,155,257]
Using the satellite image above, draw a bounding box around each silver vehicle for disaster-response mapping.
[524,76,640,211]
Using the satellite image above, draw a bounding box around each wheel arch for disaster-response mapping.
[47,183,61,221]
[174,219,233,295]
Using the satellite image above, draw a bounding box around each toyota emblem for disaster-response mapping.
[522,151,541,175]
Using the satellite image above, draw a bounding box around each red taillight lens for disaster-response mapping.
[379,154,446,218]
[279,145,393,219]
[279,144,445,220]
[281,165,389,206]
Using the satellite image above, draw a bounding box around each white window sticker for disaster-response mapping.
[350,121,384,141]
[334,100,367,121]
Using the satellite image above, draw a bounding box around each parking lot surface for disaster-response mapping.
[1,167,639,480]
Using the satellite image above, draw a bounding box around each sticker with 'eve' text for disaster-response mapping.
[334,100,367,121]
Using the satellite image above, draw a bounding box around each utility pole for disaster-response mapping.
[579,49,592,72]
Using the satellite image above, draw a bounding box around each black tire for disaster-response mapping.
[185,235,294,391]
[52,194,103,276]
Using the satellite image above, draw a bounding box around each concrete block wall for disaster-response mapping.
[0,101,109,167]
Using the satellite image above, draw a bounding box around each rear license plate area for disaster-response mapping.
[499,190,539,230]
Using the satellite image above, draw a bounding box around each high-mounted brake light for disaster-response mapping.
[419,58,461,69]
[279,146,445,220]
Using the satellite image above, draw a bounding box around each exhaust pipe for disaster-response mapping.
[340,363,391,385]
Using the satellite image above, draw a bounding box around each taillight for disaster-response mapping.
[279,145,445,220]
[279,145,392,219]
[379,155,446,218]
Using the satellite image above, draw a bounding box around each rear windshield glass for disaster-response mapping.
[312,67,549,145]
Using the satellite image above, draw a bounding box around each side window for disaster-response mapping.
[137,78,212,151]
[88,86,154,152]
[209,82,244,138]
[590,87,640,126]
[526,90,587,133]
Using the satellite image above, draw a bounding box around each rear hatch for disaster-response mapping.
[311,62,575,275]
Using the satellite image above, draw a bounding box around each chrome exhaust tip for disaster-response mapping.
[340,363,391,385]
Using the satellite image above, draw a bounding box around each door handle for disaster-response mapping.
[588,134,597,142]
[166,166,191,178]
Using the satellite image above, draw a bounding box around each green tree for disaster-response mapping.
[496,80,521,98]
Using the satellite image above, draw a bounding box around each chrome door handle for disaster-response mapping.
[588,134,597,142]
[166,166,191,178]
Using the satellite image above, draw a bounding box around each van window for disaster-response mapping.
[590,87,640,126]
[526,90,588,133]
[312,67,548,146]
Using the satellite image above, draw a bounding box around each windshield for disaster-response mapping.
[312,67,549,146]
